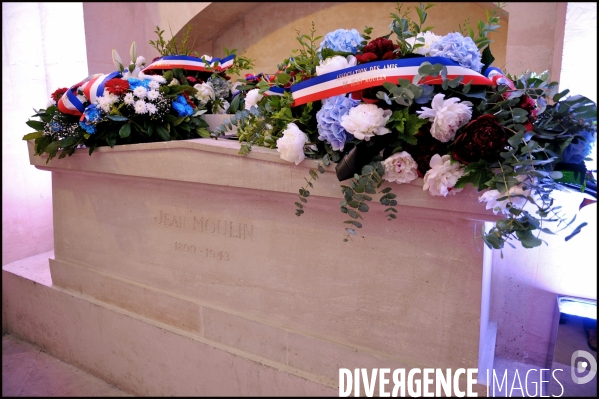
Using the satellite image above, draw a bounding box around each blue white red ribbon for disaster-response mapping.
[263,86,286,97]
[290,57,496,107]
[57,72,122,116]
[81,71,122,104]
[142,54,235,73]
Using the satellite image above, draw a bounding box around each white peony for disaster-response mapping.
[244,88,263,110]
[405,31,441,55]
[422,154,465,196]
[416,93,472,142]
[276,123,308,165]
[193,83,215,104]
[382,151,419,184]
[479,176,532,215]
[315,55,357,76]
[340,103,392,141]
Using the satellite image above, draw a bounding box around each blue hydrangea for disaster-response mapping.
[316,95,359,151]
[562,128,596,164]
[428,32,484,73]
[79,104,102,134]
[172,95,193,117]
[318,28,362,56]
[127,78,151,90]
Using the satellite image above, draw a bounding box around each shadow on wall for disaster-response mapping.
[171,2,508,75]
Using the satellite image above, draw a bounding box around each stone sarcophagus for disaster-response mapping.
[28,136,496,395]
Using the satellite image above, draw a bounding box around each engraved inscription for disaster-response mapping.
[173,241,229,261]
[154,210,253,240]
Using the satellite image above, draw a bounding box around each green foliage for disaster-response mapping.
[388,108,428,145]
[388,3,435,55]
[149,24,198,57]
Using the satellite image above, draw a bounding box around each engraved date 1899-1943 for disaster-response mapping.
[174,242,229,261]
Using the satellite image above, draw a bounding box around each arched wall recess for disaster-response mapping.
[169,2,508,77]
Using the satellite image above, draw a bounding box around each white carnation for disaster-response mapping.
[244,88,263,110]
[479,176,532,215]
[315,55,357,76]
[340,103,392,141]
[405,31,441,55]
[276,123,308,165]
[416,93,472,142]
[193,83,215,104]
[422,154,465,196]
[382,151,419,184]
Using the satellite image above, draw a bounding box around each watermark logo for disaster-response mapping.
[571,350,597,385]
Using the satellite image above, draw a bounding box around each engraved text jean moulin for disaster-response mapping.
[154,210,254,262]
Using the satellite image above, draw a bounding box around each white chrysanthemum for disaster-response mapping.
[193,83,215,104]
[416,93,472,142]
[276,123,308,165]
[146,90,160,101]
[97,93,118,112]
[212,100,230,114]
[405,31,441,55]
[340,103,392,141]
[423,154,465,196]
[244,88,263,110]
[134,99,147,114]
[479,176,532,215]
[382,151,419,184]
[123,93,135,105]
[146,103,157,115]
[315,55,357,76]
[133,86,147,99]
[148,80,160,90]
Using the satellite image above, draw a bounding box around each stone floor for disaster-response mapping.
[2,334,131,397]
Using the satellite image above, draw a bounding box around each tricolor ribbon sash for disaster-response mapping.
[142,54,235,73]
[57,75,96,116]
[57,71,122,116]
[290,57,497,107]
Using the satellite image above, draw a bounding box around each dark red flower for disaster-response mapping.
[51,87,68,102]
[451,114,508,164]
[403,124,449,177]
[518,95,538,117]
[186,76,197,84]
[104,78,130,96]
[182,92,196,108]
[357,37,398,64]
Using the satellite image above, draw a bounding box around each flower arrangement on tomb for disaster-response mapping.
[214,3,597,251]
[24,25,254,159]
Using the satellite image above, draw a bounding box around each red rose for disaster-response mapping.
[51,87,68,102]
[183,92,196,108]
[451,114,508,164]
[518,95,538,117]
[186,76,197,84]
[104,78,130,96]
[356,37,398,64]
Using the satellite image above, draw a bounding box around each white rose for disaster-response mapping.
[315,55,357,76]
[382,151,419,184]
[340,103,392,141]
[193,83,215,104]
[244,88,263,110]
[416,93,472,142]
[423,154,465,196]
[230,81,242,97]
[405,31,441,55]
[276,123,308,165]
[479,176,532,215]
